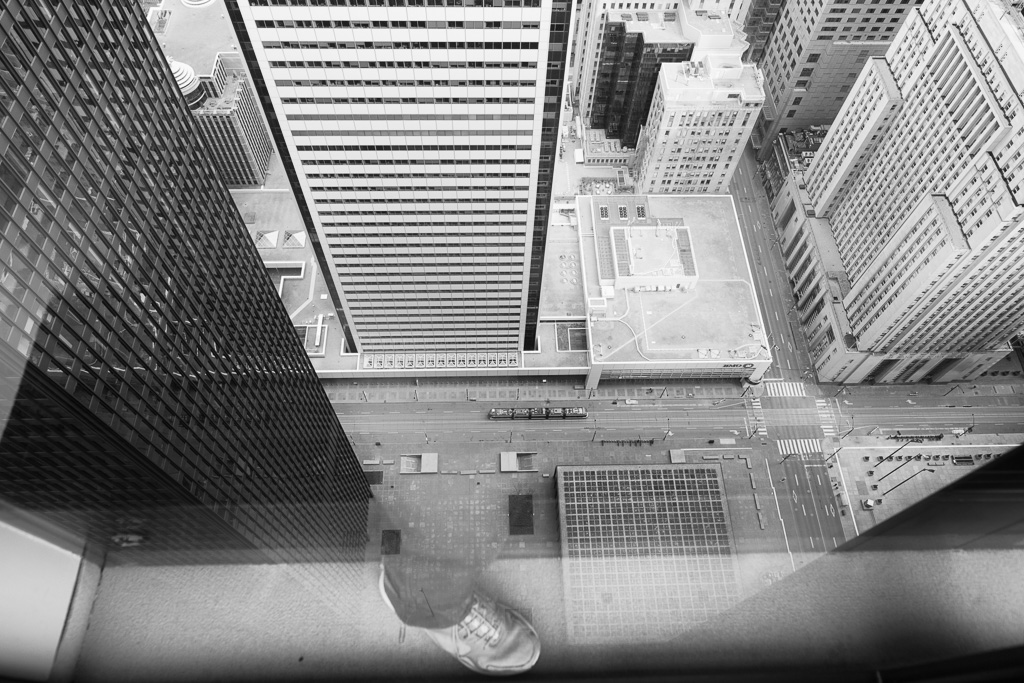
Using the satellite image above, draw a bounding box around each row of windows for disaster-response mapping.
[286,113,534,121]
[276,78,536,87]
[257,19,539,29]
[296,143,531,151]
[301,157,530,165]
[327,231,525,238]
[250,0,541,7]
[307,171,531,178]
[318,208,526,215]
[276,79,540,89]
[260,38,540,50]
[323,223,526,231]
[292,129,534,136]
[281,92,535,101]
[314,197,528,204]
[311,184,528,191]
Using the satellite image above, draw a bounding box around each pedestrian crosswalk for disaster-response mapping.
[777,439,822,456]
[815,399,836,437]
[750,398,768,436]
[763,381,807,397]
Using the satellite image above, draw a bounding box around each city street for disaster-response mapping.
[770,454,845,554]
[335,399,752,445]
[730,146,815,382]
[834,393,1022,437]
[335,383,1022,562]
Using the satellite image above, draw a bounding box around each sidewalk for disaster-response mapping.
[828,380,1023,400]
[321,378,750,404]
[829,433,1022,535]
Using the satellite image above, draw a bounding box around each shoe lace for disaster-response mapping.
[456,597,503,647]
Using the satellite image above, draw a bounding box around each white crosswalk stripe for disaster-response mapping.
[751,398,768,436]
[763,381,806,397]
[815,399,836,437]
[777,439,822,456]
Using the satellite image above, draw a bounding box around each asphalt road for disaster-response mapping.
[834,394,1024,437]
[335,400,754,444]
[771,454,845,554]
[730,146,817,382]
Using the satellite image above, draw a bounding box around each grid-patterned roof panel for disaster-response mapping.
[556,465,739,644]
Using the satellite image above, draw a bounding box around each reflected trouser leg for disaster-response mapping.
[381,553,477,629]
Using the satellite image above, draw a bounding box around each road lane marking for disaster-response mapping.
[809,536,815,548]
[802,504,807,516]
[765,460,797,571]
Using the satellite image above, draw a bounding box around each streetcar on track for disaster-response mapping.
[488,407,587,419]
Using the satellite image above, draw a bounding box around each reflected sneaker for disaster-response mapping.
[378,569,540,676]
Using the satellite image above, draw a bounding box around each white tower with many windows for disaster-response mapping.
[227,0,570,362]
[794,0,1024,383]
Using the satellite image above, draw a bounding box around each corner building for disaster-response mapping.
[793,0,1024,383]
[226,0,572,356]
[0,0,369,566]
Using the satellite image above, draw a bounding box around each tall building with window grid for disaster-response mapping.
[790,0,1024,383]
[751,0,921,157]
[189,53,275,187]
[224,0,572,357]
[0,0,370,565]
[629,7,764,194]
[572,0,742,126]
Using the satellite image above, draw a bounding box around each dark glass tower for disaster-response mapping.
[0,0,369,565]
[590,20,693,148]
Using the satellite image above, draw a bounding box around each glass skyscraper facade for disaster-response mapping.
[0,0,369,564]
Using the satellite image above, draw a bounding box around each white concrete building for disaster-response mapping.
[575,195,771,387]
[787,0,1024,384]
[631,52,763,193]
[226,0,571,359]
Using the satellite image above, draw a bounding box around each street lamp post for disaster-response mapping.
[882,469,935,496]
[841,415,856,439]
[876,455,916,482]
[874,439,921,472]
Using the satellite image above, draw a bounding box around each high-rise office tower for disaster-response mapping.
[630,12,764,194]
[0,0,369,563]
[752,0,920,156]
[791,0,1024,383]
[587,11,694,147]
[184,53,275,187]
[224,0,572,356]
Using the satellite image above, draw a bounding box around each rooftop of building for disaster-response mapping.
[658,59,765,102]
[577,195,769,365]
[151,0,237,76]
[608,10,690,44]
[582,127,634,159]
[195,57,250,115]
[679,3,734,38]
[539,212,588,321]
[777,127,830,174]
[231,155,346,364]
